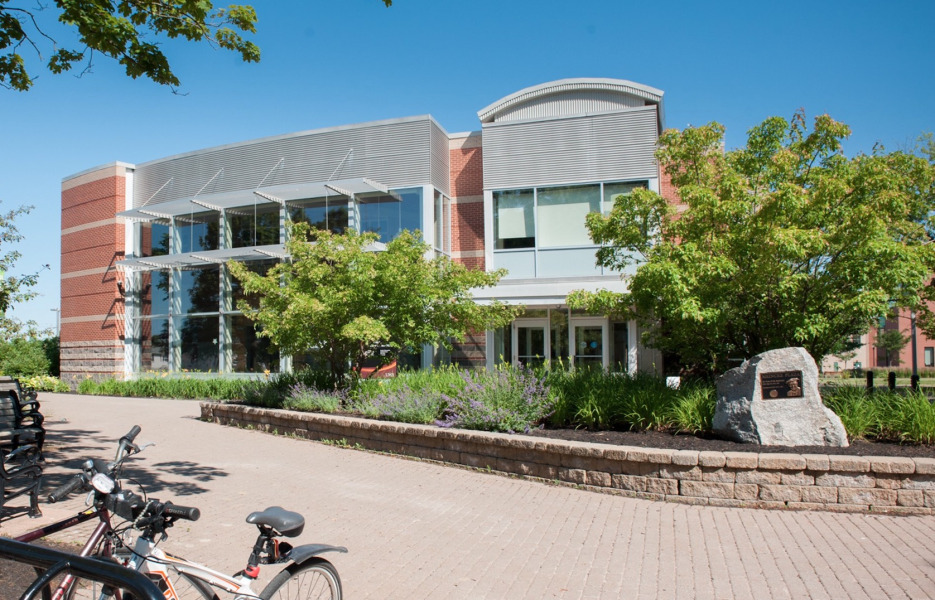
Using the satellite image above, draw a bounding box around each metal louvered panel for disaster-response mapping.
[495,90,644,123]
[133,117,436,208]
[482,106,659,190]
[430,121,451,196]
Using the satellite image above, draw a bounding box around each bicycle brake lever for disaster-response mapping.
[138,442,156,452]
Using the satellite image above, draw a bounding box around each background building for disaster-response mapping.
[60,78,676,381]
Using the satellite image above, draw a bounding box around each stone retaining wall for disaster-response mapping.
[201,402,935,515]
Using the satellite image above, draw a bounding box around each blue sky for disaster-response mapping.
[1,0,933,332]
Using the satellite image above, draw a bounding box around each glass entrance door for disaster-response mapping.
[572,318,607,369]
[513,319,548,367]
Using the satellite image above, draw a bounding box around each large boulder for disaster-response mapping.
[713,347,848,447]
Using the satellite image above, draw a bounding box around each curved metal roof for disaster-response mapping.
[477,77,664,125]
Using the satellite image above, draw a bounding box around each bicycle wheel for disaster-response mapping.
[260,559,342,600]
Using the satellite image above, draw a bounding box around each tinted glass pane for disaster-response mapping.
[145,271,170,317]
[179,268,219,315]
[603,181,647,215]
[178,315,219,371]
[141,222,170,257]
[517,326,545,368]
[537,184,600,248]
[140,317,169,372]
[359,188,422,243]
[230,315,279,373]
[494,189,534,249]
[289,199,348,235]
[612,322,629,372]
[178,215,220,253]
[230,205,280,248]
[550,309,569,363]
[574,325,603,368]
[230,260,276,309]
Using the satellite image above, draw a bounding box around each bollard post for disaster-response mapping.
[866,370,874,391]
[888,371,897,391]
[911,374,920,391]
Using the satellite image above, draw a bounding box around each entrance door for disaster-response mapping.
[513,319,548,368]
[571,318,607,369]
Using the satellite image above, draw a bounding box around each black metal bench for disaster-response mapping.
[0,442,42,518]
[0,386,45,455]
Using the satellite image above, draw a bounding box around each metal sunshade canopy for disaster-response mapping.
[116,245,287,271]
[116,177,389,222]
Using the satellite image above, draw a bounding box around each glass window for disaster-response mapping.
[492,325,512,366]
[179,268,219,315]
[537,184,600,248]
[140,317,170,372]
[550,309,569,364]
[229,315,279,373]
[434,191,451,254]
[289,198,348,236]
[177,315,219,371]
[359,188,422,243]
[144,271,170,317]
[926,347,934,368]
[602,181,647,215]
[230,204,280,248]
[230,260,276,310]
[612,322,629,372]
[141,222,170,257]
[494,189,534,249]
[177,214,220,253]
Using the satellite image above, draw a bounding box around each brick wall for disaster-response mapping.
[449,134,485,271]
[61,165,127,384]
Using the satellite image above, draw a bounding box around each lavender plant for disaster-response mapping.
[350,383,446,424]
[285,383,345,413]
[436,366,554,434]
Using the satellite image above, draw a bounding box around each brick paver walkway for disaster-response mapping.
[3,394,935,599]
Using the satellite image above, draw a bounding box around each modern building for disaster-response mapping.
[60,78,676,381]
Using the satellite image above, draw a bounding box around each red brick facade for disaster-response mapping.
[60,166,127,383]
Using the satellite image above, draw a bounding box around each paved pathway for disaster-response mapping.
[3,394,935,599]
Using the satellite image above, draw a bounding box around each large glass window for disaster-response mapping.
[612,322,629,372]
[141,222,170,257]
[140,317,170,372]
[229,315,278,373]
[177,315,219,371]
[230,205,280,248]
[230,260,276,310]
[144,271,170,317]
[537,184,600,248]
[359,188,422,243]
[602,181,646,215]
[289,198,348,236]
[494,189,534,249]
[177,214,220,253]
[179,268,219,315]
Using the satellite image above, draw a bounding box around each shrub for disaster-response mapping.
[350,383,447,424]
[823,385,883,440]
[284,384,344,413]
[668,382,716,433]
[0,338,50,377]
[436,366,553,434]
[22,374,70,393]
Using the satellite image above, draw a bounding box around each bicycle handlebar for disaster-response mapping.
[48,474,86,503]
[122,425,142,445]
[161,502,201,522]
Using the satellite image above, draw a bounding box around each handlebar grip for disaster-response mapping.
[162,502,200,522]
[48,475,85,503]
[122,425,142,444]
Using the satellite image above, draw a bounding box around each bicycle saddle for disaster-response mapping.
[246,506,305,537]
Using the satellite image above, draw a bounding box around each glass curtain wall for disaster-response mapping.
[133,186,434,375]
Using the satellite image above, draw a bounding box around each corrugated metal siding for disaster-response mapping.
[134,119,436,207]
[482,106,659,190]
[495,90,644,123]
[430,121,451,196]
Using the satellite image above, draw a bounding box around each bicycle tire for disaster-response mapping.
[260,558,342,600]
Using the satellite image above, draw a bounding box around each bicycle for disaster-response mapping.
[17,426,347,600]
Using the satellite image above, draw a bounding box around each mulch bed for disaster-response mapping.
[526,427,935,458]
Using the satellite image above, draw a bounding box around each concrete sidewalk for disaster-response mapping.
[3,393,935,599]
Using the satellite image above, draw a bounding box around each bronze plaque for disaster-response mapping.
[760,370,804,399]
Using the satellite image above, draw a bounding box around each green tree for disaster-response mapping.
[0,337,49,376]
[228,223,519,385]
[875,327,910,367]
[569,112,935,377]
[0,203,47,339]
[0,1,262,91]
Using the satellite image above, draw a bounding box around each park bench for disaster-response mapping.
[0,378,45,455]
[0,441,42,518]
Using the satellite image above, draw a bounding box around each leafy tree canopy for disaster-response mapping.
[229,223,519,385]
[570,112,935,377]
[0,203,47,339]
[0,0,265,90]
